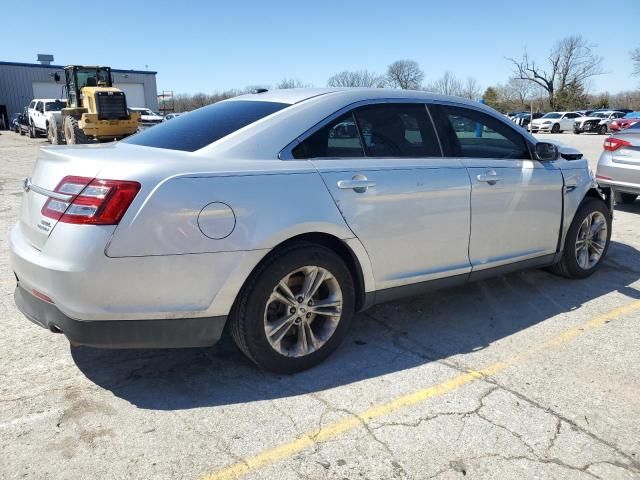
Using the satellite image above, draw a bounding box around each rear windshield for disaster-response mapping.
[123,100,289,152]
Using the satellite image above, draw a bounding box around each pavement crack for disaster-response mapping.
[364,310,640,472]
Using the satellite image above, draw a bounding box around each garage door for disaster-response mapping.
[32,82,65,100]
[115,83,146,108]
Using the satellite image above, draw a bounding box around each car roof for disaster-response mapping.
[229,87,488,109]
[33,98,65,102]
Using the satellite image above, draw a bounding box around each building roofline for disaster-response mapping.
[0,61,157,75]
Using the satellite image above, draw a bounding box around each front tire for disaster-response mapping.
[614,191,637,204]
[47,117,64,145]
[230,242,355,373]
[551,123,560,133]
[549,198,611,279]
[28,122,36,138]
[598,124,608,135]
[63,116,88,144]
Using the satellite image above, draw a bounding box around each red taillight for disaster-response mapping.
[41,176,141,225]
[603,137,632,152]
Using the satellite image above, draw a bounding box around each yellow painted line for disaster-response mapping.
[202,299,640,480]
[0,279,16,286]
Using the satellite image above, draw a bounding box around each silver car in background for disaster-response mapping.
[10,88,612,373]
[597,122,640,204]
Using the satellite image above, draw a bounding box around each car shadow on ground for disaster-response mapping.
[71,240,640,410]
[615,201,639,214]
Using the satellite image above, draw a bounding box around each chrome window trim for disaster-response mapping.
[279,98,447,161]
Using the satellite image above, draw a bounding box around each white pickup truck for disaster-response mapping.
[27,99,66,139]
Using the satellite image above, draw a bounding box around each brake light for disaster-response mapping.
[603,137,632,152]
[41,176,140,225]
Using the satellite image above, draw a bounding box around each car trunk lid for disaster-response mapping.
[612,131,640,166]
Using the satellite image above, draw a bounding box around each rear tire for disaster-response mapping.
[229,242,355,373]
[549,198,611,279]
[551,123,560,133]
[19,128,25,136]
[64,116,88,144]
[614,191,637,204]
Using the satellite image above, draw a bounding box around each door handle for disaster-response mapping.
[337,175,376,193]
[476,170,503,185]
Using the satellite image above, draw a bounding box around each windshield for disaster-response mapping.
[624,112,640,119]
[76,68,110,88]
[45,100,66,112]
[123,100,289,152]
[590,112,608,118]
[542,113,561,119]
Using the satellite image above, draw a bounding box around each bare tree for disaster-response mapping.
[327,70,384,87]
[508,35,604,110]
[386,60,424,90]
[632,47,640,77]
[276,78,309,89]
[426,71,462,96]
[461,77,482,100]
[505,77,532,109]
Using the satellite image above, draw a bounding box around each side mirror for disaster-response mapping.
[535,142,558,161]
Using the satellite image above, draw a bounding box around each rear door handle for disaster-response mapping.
[476,170,503,185]
[337,175,376,193]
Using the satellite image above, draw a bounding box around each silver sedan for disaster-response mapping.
[596,122,640,205]
[10,88,612,372]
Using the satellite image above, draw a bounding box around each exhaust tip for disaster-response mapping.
[49,324,63,334]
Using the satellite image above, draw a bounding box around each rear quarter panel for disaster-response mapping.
[105,169,356,257]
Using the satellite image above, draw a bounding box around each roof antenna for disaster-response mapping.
[252,88,268,94]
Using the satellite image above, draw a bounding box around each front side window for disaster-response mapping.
[353,104,440,157]
[435,105,530,160]
[35,101,43,112]
[292,113,364,159]
[123,100,288,152]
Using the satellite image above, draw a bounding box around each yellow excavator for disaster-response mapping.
[48,65,140,144]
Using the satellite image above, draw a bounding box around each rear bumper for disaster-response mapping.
[15,285,226,348]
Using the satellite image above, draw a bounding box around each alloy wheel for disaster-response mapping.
[264,266,343,357]
[575,211,608,270]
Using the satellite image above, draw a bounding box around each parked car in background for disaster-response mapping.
[575,110,595,117]
[16,109,30,136]
[611,108,633,115]
[26,99,66,138]
[609,112,640,132]
[11,88,611,373]
[530,111,582,133]
[512,112,544,130]
[10,113,21,133]
[129,107,164,128]
[574,111,625,135]
[163,113,182,121]
[596,122,640,205]
[506,111,527,120]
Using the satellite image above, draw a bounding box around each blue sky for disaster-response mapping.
[3,0,639,94]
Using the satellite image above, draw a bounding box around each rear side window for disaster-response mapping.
[292,113,364,159]
[354,103,440,157]
[123,100,288,152]
[433,105,530,160]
